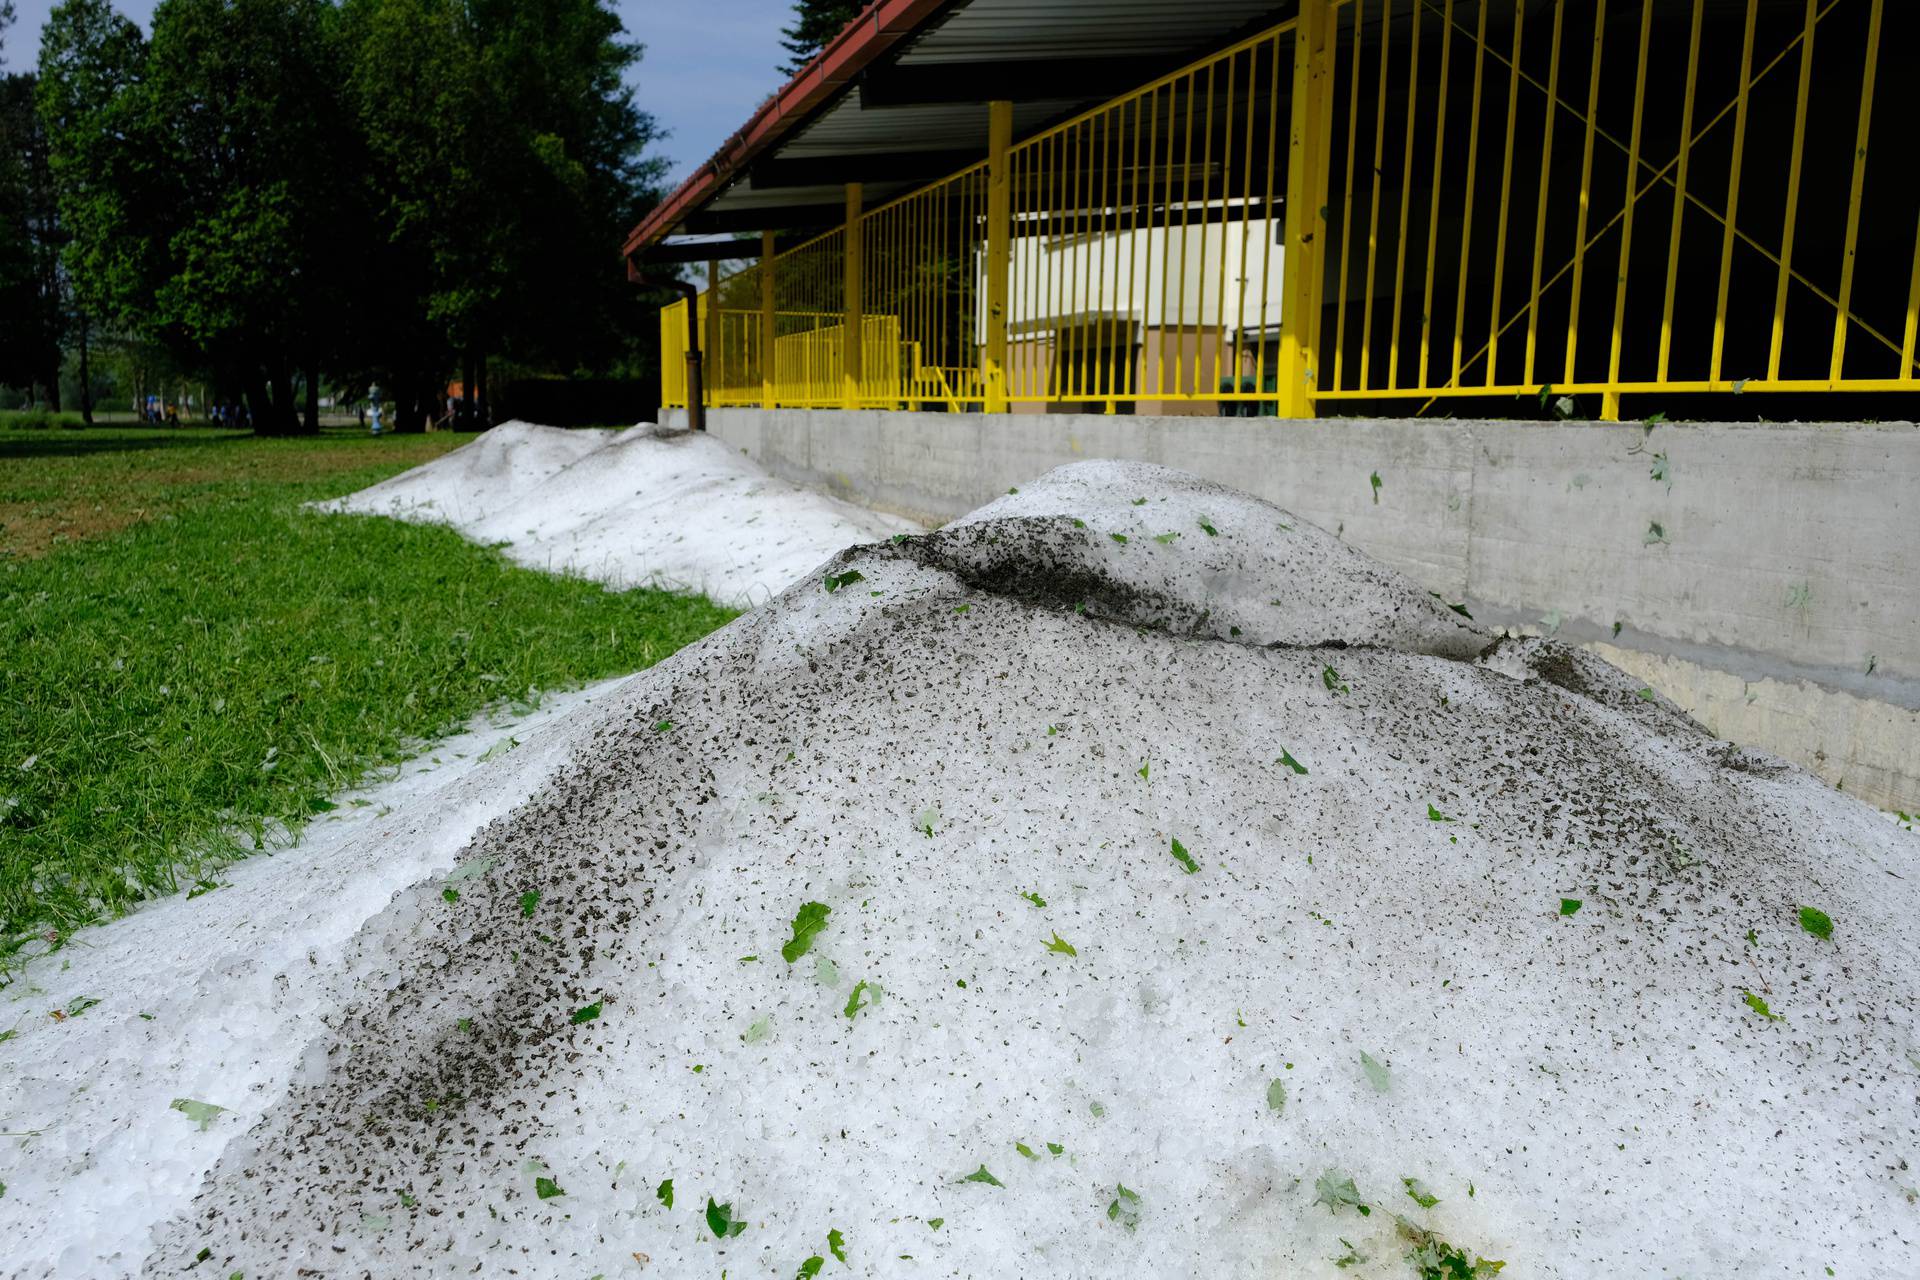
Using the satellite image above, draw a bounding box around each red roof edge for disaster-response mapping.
[623,0,954,259]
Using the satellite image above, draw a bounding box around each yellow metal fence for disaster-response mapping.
[661,0,1918,418]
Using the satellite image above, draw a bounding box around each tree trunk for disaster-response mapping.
[77,315,94,426]
[475,348,489,429]
[244,375,273,433]
[304,359,320,434]
[269,364,300,435]
[393,368,425,433]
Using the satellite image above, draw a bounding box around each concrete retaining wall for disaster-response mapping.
[671,407,1920,814]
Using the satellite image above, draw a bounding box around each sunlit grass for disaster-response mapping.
[0,427,737,958]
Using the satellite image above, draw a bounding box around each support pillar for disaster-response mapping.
[761,229,778,408]
[843,183,864,409]
[705,259,723,406]
[1278,0,1336,419]
[984,99,1014,412]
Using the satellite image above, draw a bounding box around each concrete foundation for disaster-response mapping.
[669,406,1920,814]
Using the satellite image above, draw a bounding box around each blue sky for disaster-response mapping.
[2,0,797,187]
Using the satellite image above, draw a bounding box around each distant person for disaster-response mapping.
[367,384,385,436]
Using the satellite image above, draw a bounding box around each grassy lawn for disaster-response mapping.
[0,425,738,960]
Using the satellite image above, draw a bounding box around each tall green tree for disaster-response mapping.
[0,71,69,409]
[779,0,864,74]
[38,1,153,340]
[38,0,154,422]
[341,0,667,426]
[135,0,350,433]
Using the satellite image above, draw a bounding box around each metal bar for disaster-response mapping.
[984,102,1012,411]
[1416,0,1892,369]
[761,230,777,407]
[1522,0,1564,386]
[1710,0,1757,384]
[1906,206,1920,376]
[1656,0,1703,384]
[1766,0,1817,381]
[1828,0,1882,381]
[843,183,864,408]
[1279,0,1335,415]
[1305,11,1341,376]
[1320,375,1920,398]
[1256,33,1283,402]
[1561,0,1605,386]
[1234,46,1257,405]
[1198,62,1218,404]
[1332,0,1365,392]
[1359,0,1392,392]
[1387,0,1422,389]
[1448,0,1488,383]
[1601,0,1653,420]
[1416,0,1454,391]
[1485,0,1525,388]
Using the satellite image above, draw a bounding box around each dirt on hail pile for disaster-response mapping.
[16,461,1918,1278]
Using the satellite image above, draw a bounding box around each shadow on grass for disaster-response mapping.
[0,428,254,462]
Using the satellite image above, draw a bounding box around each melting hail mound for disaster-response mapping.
[153,462,1915,1278]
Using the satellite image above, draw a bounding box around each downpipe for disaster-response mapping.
[628,258,705,432]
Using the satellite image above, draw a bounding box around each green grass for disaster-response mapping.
[0,426,738,960]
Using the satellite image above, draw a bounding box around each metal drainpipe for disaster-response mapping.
[628,258,705,431]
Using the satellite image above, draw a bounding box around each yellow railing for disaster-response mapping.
[661,0,1916,419]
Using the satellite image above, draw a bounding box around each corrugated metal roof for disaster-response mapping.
[896,0,1291,64]
[630,0,1297,249]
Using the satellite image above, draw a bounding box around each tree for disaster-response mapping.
[38,1,155,424]
[0,71,69,409]
[131,0,353,434]
[342,0,668,425]
[779,0,865,75]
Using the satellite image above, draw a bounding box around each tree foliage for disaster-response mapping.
[18,0,668,433]
[779,0,866,75]
[0,70,67,405]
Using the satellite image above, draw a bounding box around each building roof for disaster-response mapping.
[624,0,1296,257]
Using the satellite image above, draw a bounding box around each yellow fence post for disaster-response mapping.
[760,230,777,408]
[984,100,1014,413]
[1278,0,1333,419]
[704,260,722,409]
[844,183,864,409]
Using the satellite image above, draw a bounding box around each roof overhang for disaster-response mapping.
[625,0,1297,261]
